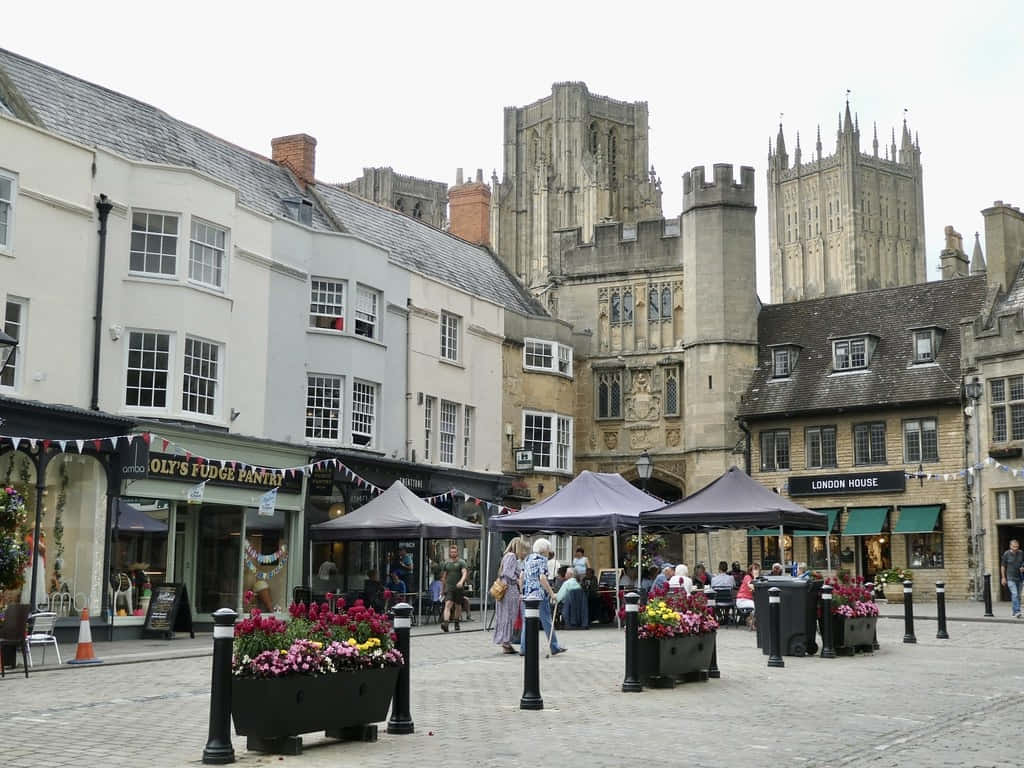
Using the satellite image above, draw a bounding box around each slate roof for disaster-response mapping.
[315,184,546,316]
[998,258,1024,312]
[0,48,334,229]
[738,276,988,420]
[0,47,546,318]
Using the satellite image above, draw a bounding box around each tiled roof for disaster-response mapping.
[315,184,546,316]
[0,48,334,229]
[738,276,988,419]
[998,258,1024,312]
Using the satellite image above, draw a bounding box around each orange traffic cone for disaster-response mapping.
[66,608,103,665]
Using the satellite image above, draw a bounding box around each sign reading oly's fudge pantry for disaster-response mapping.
[787,470,906,496]
[146,452,303,493]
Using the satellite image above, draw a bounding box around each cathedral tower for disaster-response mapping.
[490,82,663,291]
[766,103,926,303]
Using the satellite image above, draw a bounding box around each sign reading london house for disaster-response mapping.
[788,470,906,496]
[146,453,303,494]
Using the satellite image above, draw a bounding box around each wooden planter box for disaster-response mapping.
[232,666,399,753]
[831,615,877,651]
[636,632,715,687]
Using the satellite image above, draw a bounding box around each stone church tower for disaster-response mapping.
[490,82,664,291]
[767,102,926,303]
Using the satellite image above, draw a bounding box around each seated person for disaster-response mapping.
[736,563,760,611]
[669,564,693,594]
[640,565,659,593]
[711,560,736,589]
[429,574,444,604]
[692,563,711,589]
[388,570,407,595]
[730,561,745,584]
[555,567,588,628]
[362,569,385,611]
[770,562,784,576]
[795,562,810,580]
[650,564,673,596]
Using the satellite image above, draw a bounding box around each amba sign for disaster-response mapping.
[146,453,303,493]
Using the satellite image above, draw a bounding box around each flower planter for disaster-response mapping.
[881,583,904,603]
[636,632,715,687]
[232,666,399,753]
[831,615,877,651]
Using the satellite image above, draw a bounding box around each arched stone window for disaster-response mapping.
[648,287,660,323]
[589,122,599,155]
[608,129,618,184]
[622,289,634,323]
[661,286,671,320]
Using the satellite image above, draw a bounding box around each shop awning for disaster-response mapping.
[746,528,781,537]
[843,507,888,536]
[893,505,941,534]
[793,509,839,537]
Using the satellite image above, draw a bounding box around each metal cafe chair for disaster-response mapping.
[26,612,61,666]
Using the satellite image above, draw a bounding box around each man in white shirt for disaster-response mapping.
[710,561,736,589]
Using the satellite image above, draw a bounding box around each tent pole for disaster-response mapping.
[418,533,424,624]
[706,531,712,570]
[826,530,832,574]
[778,525,785,571]
[483,529,490,630]
[637,524,643,589]
[614,531,621,629]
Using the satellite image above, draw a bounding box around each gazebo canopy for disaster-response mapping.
[640,466,828,532]
[490,470,658,534]
[309,480,481,541]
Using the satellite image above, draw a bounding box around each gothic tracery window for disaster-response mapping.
[648,287,660,323]
[622,289,634,323]
[661,287,671,321]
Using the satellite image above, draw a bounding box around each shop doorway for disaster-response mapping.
[172,504,243,616]
[859,534,891,582]
[997,524,1024,602]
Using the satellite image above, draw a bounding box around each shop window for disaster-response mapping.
[906,518,944,569]
[807,535,841,571]
[243,508,290,613]
[759,429,790,471]
[110,499,170,616]
[805,426,837,468]
[903,418,938,462]
[853,422,886,465]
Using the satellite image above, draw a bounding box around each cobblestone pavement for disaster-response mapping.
[1,617,1021,768]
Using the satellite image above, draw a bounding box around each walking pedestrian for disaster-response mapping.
[519,538,566,656]
[1000,538,1024,618]
[441,544,468,632]
[493,537,527,654]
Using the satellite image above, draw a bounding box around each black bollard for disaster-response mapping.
[520,597,543,710]
[387,602,415,734]
[703,586,720,678]
[935,582,949,640]
[865,582,880,650]
[767,587,784,668]
[902,580,916,644]
[202,607,237,765]
[621,592,642,692]
[820,585,835,659]
[983,572,994,617]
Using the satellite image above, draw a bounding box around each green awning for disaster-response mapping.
[792,509,839,537]
[893,505,941,534]
[843,507,888,536]
[746,528,782,538]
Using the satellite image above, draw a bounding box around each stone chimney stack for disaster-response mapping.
[939,225,969,280]
[449,167,491,246]
[271,134,317,186]
[981,201,1024,293]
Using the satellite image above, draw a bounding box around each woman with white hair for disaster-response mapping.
[669,563,693,594]
[518,538,567,656]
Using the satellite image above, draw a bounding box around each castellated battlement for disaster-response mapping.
[554,217,681,277]
[682,164,755,212]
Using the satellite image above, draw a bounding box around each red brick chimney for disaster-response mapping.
[271,134,317,185]
[448,168,491,246]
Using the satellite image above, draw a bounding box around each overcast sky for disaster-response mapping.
[5,2,1022,299]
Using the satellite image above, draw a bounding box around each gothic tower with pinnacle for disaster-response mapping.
[490,82,664,292]
[766,102,926,303]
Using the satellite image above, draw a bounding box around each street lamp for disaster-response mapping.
[635,451,653,493]
[966,377,984,600]
[0,329,16,377]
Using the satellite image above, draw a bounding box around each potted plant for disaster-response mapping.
[231,593,404,754]
[823,574,879,651]
[875,568,913,603]
[634,585,718,687]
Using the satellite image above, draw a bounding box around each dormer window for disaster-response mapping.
[911,327,944,364]
[770,344,799,378]
[283,197,314,226]
[833,337,868,371]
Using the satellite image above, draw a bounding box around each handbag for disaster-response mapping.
[490,578,508,601]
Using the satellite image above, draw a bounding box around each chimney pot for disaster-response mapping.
[456,168,464,185]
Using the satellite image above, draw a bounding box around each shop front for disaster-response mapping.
[115,427,310,629]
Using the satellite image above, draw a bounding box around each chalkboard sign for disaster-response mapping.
[142,583,195,639]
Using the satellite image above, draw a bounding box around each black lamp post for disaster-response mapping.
[635,451,653,493]
[0,329,17,377]
[965,377,985,600]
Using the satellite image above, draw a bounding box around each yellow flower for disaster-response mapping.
[347,638,357,646]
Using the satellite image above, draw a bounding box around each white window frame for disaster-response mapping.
[523,337,573,377]
[463,405,473,468]
[188,217,227,289]
[309,278,347,332]
[913,330,935,364]
[833,337,867,371]
[440,400,457,465]
[181,335,221,417]
[0,296,27,391]
[351,379,377,447]
[305,374,344,442]
[522,410,573,473]
[440,311,460,362]
[423,395,435,461]
[129,210,179,278]
[772,348,791,378]
[355,285,380,340]
[124,329,174,411]
[0,170,16,255]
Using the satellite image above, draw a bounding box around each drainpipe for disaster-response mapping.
[91,194,113,411]
[737,418,752,475]
[405,298,412,461]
